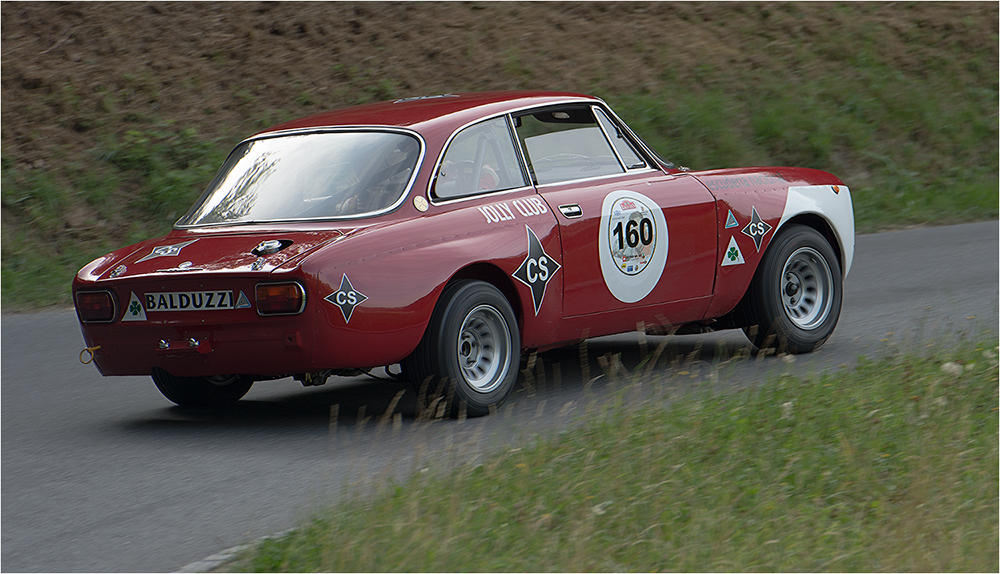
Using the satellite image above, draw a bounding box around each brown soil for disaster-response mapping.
[2,1,995,169]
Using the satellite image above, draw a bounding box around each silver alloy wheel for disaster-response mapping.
[780,246,834,330]
[456,304,511,393]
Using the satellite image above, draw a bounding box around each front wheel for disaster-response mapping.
[738,225,843,354]
[151,368,253,407]
[404,280,520,417]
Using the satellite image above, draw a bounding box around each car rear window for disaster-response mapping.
[177,130,421,226]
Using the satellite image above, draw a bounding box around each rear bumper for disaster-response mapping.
[81,316,316,377]
[75,274,321,378]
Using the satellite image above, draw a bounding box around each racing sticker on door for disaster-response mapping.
[598,190,669,303]
[512,225,561,316]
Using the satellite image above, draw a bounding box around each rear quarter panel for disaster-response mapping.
[301,190,562,369]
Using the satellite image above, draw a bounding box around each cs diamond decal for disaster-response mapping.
[741,206,772,252]
[325,274,368,324]
[512,226,561,316]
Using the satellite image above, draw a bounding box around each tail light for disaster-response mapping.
[256,282,306,315]
[76,291,118,323]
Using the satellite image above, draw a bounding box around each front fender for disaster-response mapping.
[697,168,853,320]
[777,185,855,279]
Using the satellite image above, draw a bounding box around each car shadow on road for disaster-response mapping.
[118,332,763,435]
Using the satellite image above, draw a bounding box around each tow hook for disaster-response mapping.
[79,346,101,364]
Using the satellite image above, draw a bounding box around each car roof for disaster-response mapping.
[256,90,600,139]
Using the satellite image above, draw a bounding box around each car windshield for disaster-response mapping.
[177,131,421,226]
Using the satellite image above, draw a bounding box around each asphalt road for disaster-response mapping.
[2,221,997,573]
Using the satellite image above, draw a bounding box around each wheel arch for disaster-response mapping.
[377,262,524,368]
[719,217,841,331]
[733,222,844,353]
[776,184,855,279]
[776,214,844,274]
[401,265,523,416]
[447,262,525,335]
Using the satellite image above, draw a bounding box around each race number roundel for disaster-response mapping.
[598,190,668,303]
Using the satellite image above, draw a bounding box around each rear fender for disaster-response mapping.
[304,211,561,369]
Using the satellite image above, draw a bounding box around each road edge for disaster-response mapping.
[175,529,295,573]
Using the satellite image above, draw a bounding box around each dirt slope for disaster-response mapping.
[3,1,994,168]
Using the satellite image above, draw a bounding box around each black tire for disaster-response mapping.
[403,280,520,417]
[738,225,842,354]
[151,367,253,407]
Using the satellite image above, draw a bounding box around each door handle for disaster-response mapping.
[558,204,583,219]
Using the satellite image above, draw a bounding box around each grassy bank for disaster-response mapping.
[2,129,229,308]
[2,2,997,311]
[226,340,998,572]
[4,72,996,311]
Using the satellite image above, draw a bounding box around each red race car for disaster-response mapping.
[74,91,854,415]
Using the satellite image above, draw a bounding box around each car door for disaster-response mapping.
[514,104,718,328]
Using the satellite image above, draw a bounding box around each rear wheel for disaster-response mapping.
[739,225,842,354]
[404,280,520,417]
[151,368,253,407]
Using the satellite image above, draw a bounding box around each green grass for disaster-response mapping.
[226,340,999,572]
[1,127,228,309]
[604,67,998,233]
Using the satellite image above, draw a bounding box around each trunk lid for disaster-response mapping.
[99,230,344,280]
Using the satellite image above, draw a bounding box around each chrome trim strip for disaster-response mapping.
[596,98,676,170]
[591,105,647,171]
[427,115,528,204]
[426,97,600,202]
[593,108,628,172]
[154,267,206,273]
[510,111,535,186]
[393,93,459,104]
[532,167,659,189]
[505,100,658,189]
[174,127,427,229]
[430,184,537,207]
[558,204,584,218]
[504,114,533,188]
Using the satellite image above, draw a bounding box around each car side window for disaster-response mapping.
[593,107,646,170]
[513,107,625,185]
[434,117,527,200]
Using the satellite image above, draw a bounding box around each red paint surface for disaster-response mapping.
[74,93,851,379]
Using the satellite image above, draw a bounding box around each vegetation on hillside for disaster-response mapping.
[2,2,997,309]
